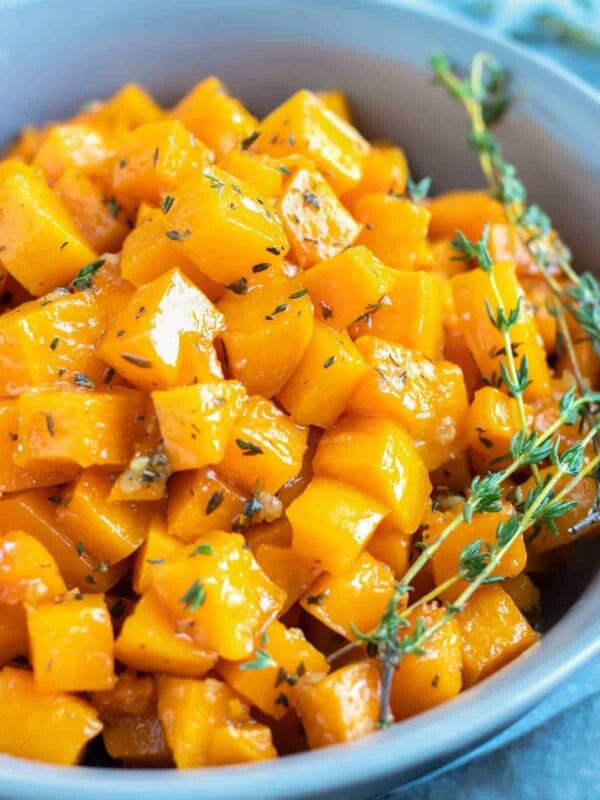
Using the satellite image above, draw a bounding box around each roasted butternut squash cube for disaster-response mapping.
[217,275,314,397]
[288,477,387,574]
[165,167,289,284]
[390,604,462,720]
[467,386,534,464]
[132,513,181,594]
[0,165,97,295]
[342,144,409,212]
[295,660,380,748]
[313,416,431,534]
[0,605,28,666]
[219,150,286,199]
[349,337,469,470]
[219,395,308,494]
[208,721,277,766]
[255,90,368,195]
[423,501,526,601]
[503,574,540,623]
[277,167,362,268]
[278,321,368,427]
[114,592,217,678]
[175,333,224,386]
[87,254,136,320]
[149,531,285,659]
[0,287,106,396]
[316,90,352,122]
[98,268,224,391]
[354,194,430,271]
[153,380,247,471]
[0,488,129,592]
[300,552,395,639]
[113,120,212,204]
[452,260,552,401]
[350,270,445,360]
[219,620,328,719]
[171,76,258,157]
[167,467,248,543]
[33,124,114,183]
[57,467,154,564]
[28,594,115,692]
[0,666,102,765]
[458,584,538,687]
[250,539,319,616]
[0,530,66,605]
[91,84,164,131]
[16,388,144,470]
[301,245,396,330]
[428,190,506,242]
[102,712,172,767]
[366,523,412,577]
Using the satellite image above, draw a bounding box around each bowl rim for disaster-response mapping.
[0,0,599,797]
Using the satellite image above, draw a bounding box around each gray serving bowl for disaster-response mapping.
[0,1,599,798]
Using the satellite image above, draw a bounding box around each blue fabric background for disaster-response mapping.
[379,1,600,798]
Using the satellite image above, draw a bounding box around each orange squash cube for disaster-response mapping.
[314,415,431,534]
[167,467,248,542]
[0,165,97,295]
[0,666,102,765]
[149,531,285,659]
[98,268,225,391]
[57,468,154,564]
[0,288,106,396]
[288,477,387,574]
[87,254,136,320]
[250,537,319,616]
[219,620,328,719]
[503,574,540,622]
[317,89,352,122]
[300,552,395,639]
[16,388,145,470]
[0,605,28,666]
[367,523,412,577]
[153,380,247,471]
[208,721,278,766]
[458,584,538,687]
[171,76,258,157]
[217,275,314,397]
[102,712,172,767]
[28,594,115,692]
[33,123,114,183]
[354,194,430,271]
[114,592,217,678]
[342,144,409,212]
[390,604,462,720]
[277,167,362,268]
[218,150,286,199]
[91,84,164,132]
[295,660,381,748]
[255,90,368,195]
[467,386,534,464]
[219,395,308,494]
[132,513,181,594]
[428,190,506,242]
[165,167,289,284]
[0,530,66,605]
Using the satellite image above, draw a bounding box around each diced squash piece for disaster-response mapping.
[208,721,277,766]
[54,168,129,253]
[88,254,136,320]
[314,415,431,533]
[92,84,164,131]
[0,399,78,492]
[0,605,28,666]
[28,594,115,691]
[342,144,409,212]
[219,151,285,199]
[132,513,181,594]
[300,552,395,639]
[452,260,552,401]
[219,620,328,719]
[522,276,557,354]
[458,584,538,687]
[0,287,106,395]
[3,125,43,161]
[354,194,430,271]
[33,124,114,183]
[98,268,224,391]
[0,666,102,764]
[167,468,248,542]
[277,167,362,268]
[0,489,129,592]
[0,165,98,294]
[114,592,217,677]
[367,523,412,577]
[390,604,462,720]
[350,271,445,360]
[16,388,144,469]
[428,190,506,242]
[219,395,308,494]
[175,333,224,385]
[301,245,395,330]
[217,276,314,397]
[295,660,380,748]
[317,90,352,122]
[422,501,526,601]
[103,713,172,767]
[57,468,153,564]
[349,337,469,470]
[255,90,368,195]
[165,167,289,283]
[171,77,258,157]
[149,531,286,659]
[0,530,66,605]
[288,477,387,574]
[153,380,246,471]
[466,386,534,464]
[503,574,540,623]
[487,223,537,278]
[91,670,156,718]
[250,537,319,616]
